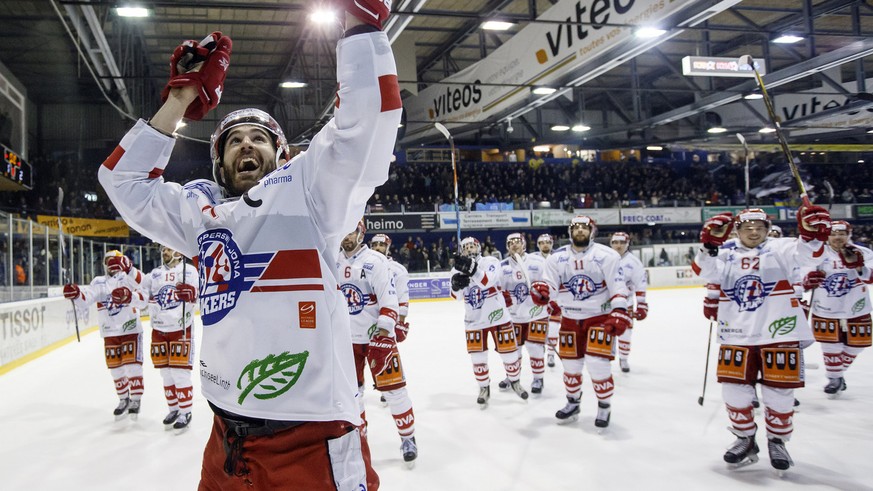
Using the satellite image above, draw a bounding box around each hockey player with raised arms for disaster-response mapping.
[497,233,550,394]
[609,232,648,373]
[120,245,199,430]
[64,251,149,420]
[528,216,631,429]
[97,1,399,487]
[802,220,873,397]
[337,222,417,467]
[451,237,529,407]
[531,233,561,368]
[692,206,830,473]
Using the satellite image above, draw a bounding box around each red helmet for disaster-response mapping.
[569,215,597,237]
[831,220,852,237]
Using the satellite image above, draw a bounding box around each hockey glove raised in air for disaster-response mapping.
[105,255,132,275]
[797,205,831,242]
[453,253,477,276]
[161,32,232,121]
[839,245,865,271]
[700,213,734,255]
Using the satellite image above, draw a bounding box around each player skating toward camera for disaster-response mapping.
[337,222,418,467]
[692,206,830,474]
[609,232,648,373]
[64,251,149,421]
[451,237,528,407]
[802,220,872,398]
[97,2,398,487]
[529,216,631,429]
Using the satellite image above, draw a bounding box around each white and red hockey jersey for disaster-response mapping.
[71,273,148,338]
[451,255,508,330]
[618,252,647,309]
[133,262,199,332]
[387,259,410,318]
[542,242,629,319]
[808,243,873,319]
[692,237,821,345]
[498,253,549,323]
[97,31,401,423]
[336,245,399,344]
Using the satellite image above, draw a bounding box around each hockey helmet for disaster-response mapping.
[460,237,481,258]
[536,234,553,245]
[768,224,783,238]
[506,232,526,250]
[568,215,597,237]
[735,208,771,228]
[210,108,291,195]
[370,233,392,247]
[831,220,852,237]
[610,232,630,243]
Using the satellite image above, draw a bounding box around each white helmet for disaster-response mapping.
[536,234,553,245]
[506,232,526,250]
[569,215,597,237]
[460,237,481,258]
[210,108,290,196]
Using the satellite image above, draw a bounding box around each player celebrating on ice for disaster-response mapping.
[692,206,830,473]
[370,234,411,343]
[528,216,631,429]
[451,237,529,407]
[97,1,399,487]
[119,245,199,430]
[531,233,561,368]
[609,232,648,373]
[337,223,418,467]
[803,220,873,397]
[64,251,149,420]
[497,233,550,394]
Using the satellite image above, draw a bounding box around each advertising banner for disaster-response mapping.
[621,207,702,224]
[408,274,452,300]
[363,214,437,231]
[0,297,96,368]
[36,215,129,238]
[702,206,778,220]
[532,209,621,227]
[439,211,531,229]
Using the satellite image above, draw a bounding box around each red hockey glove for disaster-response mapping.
[451,273,470,291]
[394,321,410,343]
[797,205,831,242]
[111,287,132,306]
[799,298,811,318]
[174,283,197,302]
[63,284,81,300]
[700,212,733,255]
[603,308,632,336]
[368,334,398,375]
[633,302,648,321]
[703,283,720,321]
[530,281,550,306]
[502,290,514,308]
[161,32,232,121]
[453,253,478,276]
[839,245,864,270]
[802,270,826,290]
[105,255,132,275]
[548,300,561,317]
[345,0,391,30]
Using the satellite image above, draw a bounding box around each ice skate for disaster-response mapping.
[510,380,529,400]
[401,437,417,469]
[113,398,130,421]
[555,397,580,425]
[619,359,630,373]
[824,377,846,398]
[767,438,793,475]
[497,377,511,391]
[531,378,544,395]
[477,386,490,409]
[723,428,759,468]
[594,402,611,430]
[163,409,180,429]
[127,400,141,421]
[173,412,192,432]
[547,352,556,368]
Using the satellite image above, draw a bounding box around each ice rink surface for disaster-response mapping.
[1,287,871,491]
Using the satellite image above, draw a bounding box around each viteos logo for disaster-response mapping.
[428,80,483,120]
[535,0,635,65]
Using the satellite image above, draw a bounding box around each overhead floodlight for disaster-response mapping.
[646,145,663,151]
[867,128,873,134]
[758,127,776,134]
[707,127,728,134]
[280,81,307,89]
[310,9,336,24]
[636,27,666,39]
[773,34,804,44]
[532,87,557,95]
[532,145,551,152]
[481,21,514,31]
[571,124,591,132]
[116,6,150,17]
[744,93,764,100]
[551,125,570,132]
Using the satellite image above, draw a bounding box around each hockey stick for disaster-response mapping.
[698,319,714,406]
[736,133,750,205]
[181,258,188,345]
[738,55,809,206]
[434,122,461,250]
[58,187,80,342]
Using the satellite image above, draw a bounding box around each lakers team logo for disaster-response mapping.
[512,283,530,304]
[465,285,487,309]
[104,295,125,316]
[565,274,599,301]
[724,275,776,312]
[156,284,182,310]
[341,283,368,315]
[824,273,852,298]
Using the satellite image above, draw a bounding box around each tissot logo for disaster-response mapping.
[428,80,483,119]
[536,0,635,64]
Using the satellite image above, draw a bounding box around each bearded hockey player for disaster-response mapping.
[692,206,830,473]
[97,2,398,487]
[608,232,648,373]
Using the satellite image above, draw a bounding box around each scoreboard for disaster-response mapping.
[1,144,31,191]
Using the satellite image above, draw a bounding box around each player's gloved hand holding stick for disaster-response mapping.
[160,32,232,121]
[700,213,734,256]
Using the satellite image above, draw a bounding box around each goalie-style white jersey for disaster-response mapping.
[98,31,401,423]
[336,245,399,344]
[542,243,629,319]
[619,252,647,308]
[73,273,147,338]
[136,262,199,332]
[808,243,873,319]
[692,237,821,346]
[450,255,508,330]
[498,253,549,323]
[387,259,410,318]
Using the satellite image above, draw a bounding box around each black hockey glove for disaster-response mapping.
[451,273,471,291]
[453,254,477,276]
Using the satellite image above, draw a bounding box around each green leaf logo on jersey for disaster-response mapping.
[122,318,136,332]
[768,316,797,338]
[529,305,544,318]
[488,308,504,323]
[237,351,309,404]
[852,298,866,314]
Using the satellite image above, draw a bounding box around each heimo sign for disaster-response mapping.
[364,214,436,231]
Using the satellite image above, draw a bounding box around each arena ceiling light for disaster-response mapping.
[707,126,728,134]
[646,145,663,151]
[572,124,591,132]
[635,27,667,39]
[744,93,764,100]
[532,145,552,152]
[115,6,150,17]
[481,20,515,31]
[773,34,804,44]
[310,9,336,24]
[759,127,776,134]
[551,125,570,131]
[280,81,307,89]
[532,87,557,95]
